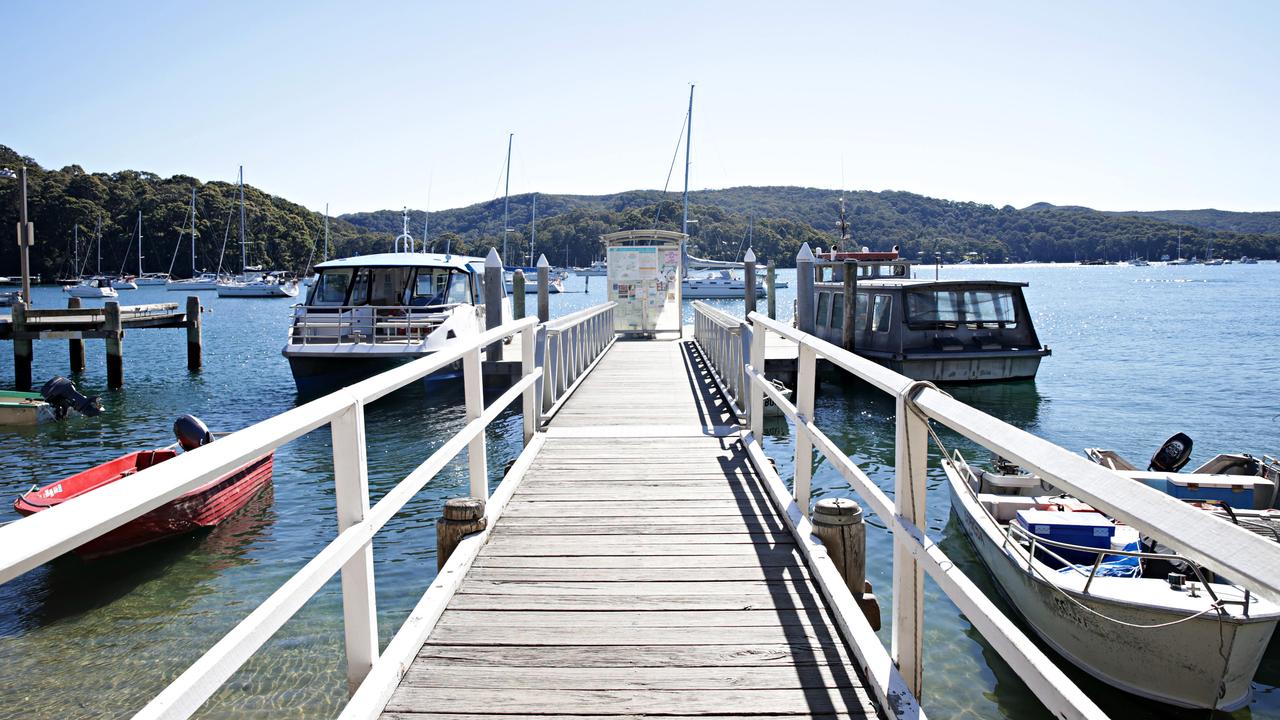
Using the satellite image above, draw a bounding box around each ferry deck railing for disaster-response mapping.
[690,302,1280,720]
[540,301,616,415]
[0,316,549,719]
[287,304,459,346]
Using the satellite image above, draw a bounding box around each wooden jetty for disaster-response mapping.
[381,337,882,718]
[0,297,201,390]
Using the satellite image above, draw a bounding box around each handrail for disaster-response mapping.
[721,310,1280,720]
[541,302,616,414]
[0,316,542,719]
[691,301,748,416]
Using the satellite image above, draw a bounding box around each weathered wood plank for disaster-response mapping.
[445,593,829,612]
[436,609,830,628]
[464,565,812,582]
[383,715,862,720]
[425,624,847,647]
[398,664,863,690]
[471,553,805,569]
[415,642,852,667]
[454,580,824,598]
[385,687,877,716]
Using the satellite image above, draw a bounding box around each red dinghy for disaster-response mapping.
[13,415,274,558]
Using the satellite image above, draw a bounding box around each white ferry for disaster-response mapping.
[281,252,509,394]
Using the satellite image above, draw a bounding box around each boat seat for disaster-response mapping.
[978,493,1039,522]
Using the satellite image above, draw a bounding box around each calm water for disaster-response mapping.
[1,263,1278,719]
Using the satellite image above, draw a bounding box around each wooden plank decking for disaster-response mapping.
[381,337,882,719]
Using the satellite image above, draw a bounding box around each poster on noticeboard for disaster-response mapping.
[607,245,679,333]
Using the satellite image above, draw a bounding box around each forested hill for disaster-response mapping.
[1026,202,1280,237]
[346,187,1280,264]
[4,144,1279,282]
[0,145,389,281]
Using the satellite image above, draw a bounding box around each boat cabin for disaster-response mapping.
[809,257,1049,382]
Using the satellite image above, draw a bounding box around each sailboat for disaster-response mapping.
[168,188,223,291]
[135,207,171,285]
[301,204,329,289]
[217,167,298,298]
[66,219,118,298]
[505,194,564,294]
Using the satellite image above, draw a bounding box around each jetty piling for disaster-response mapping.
[766,260,776,319]
[67,297,85,372]
[536,254,549,323]
[842,260,857,351]
[104,302,124,388]
[813,497,879,629]
[744,247,757,315]
[796,243,815,334]
[12,300,32,390]
[483,249,503,363]
[186,296,202,371]
[511,270,526,319]
[435,497,486,570]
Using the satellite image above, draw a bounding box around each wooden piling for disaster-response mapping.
[744,249,757,316]
[812,497,880,630]
[841,261,856,351]
[484,250,503,363]
[512,271,526,319]
[186,296,202,371]
[536,255,550,323]
[766,261,776,319]
[67,297,86,373]
[105,301,124,389]
[796,244,815,335]
[436,497,486,570]
[12,299,32,391]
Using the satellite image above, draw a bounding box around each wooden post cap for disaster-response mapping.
[812,497,863,526]
[443,497,486,521]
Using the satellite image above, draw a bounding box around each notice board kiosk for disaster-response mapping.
[601,229,685,337]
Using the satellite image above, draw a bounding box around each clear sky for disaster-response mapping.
[4,1,1277,215]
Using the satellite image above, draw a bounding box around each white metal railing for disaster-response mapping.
[540,302,616,414]
[287,304,464,346]
[0,316,543,720]
[689,306,1280,720]
[691,301,748,415]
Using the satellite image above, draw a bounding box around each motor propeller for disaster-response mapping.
[39,376,104,419]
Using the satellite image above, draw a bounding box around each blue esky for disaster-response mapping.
[4,1,1277,215]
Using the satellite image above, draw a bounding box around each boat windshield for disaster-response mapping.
[410,268,472,306]
[309,268,353,306]
[906,288,1019,328]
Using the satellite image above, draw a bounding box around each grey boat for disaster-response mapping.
[808,251,1050,382]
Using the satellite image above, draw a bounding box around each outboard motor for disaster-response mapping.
[173,414,214,451]
[1148,432,1194,473]
[39,376,104,419]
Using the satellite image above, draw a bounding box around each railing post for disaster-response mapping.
[330,401,378,695]
[463,346,488,499]
[749,316,766,438]
[796,243,815,334]
[521,323,538,443]
[793,342,816,510]
[484,248,503,363]
[542,330,558,411]
[892,388,928,697]
[744,248,757,316]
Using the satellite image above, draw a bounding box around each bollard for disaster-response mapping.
[436,497,487,570]
[744,248,757,316]
[512,270,526,319]
[536,254,550,323]
[186,296,203,371]
[812,497,880,630]
[766,261,777,320]
[484,248,503,363]
[105,301,124,389]
[68,297,85,373]
[796,243,815,334]
[12,299,32,391]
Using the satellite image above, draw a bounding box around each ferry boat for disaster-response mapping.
[281,252,509,394]
[682,269,766,299]
[12,415,273,558]
[943,450,1280,711]
[65,277,118,298]
[808,248,1049,382]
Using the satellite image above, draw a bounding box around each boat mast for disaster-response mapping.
[190,187,198,275]
[530,193,537,266]
[97,214,102,276]
[323,203,330,261]
[681,84,694,278]
[137,210,143,276]
[502,132,513,263]
[238,166,247,272]
[73,225,79,278]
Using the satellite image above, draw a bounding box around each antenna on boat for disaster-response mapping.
[238,166,247,273]
[323,203,329,261]
[395,206,415,253]
[530,193,537,266]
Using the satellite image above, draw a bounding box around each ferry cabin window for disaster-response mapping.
[872,294,893,332]
[446,272,471,304]
[816,292,830,327]
[411,268,466,306]
[348,268,371,306]
[370,267,412,305]
[310,269,353,306]
[906,289,1017,328]
[830,293,844,330]
[855,291,869,330]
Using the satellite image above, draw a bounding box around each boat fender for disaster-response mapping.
[174,414,214,451]
[1148,432,1193,472]
[39,376,104,419]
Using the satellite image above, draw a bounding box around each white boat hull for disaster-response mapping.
[134,278,170,286]
[943,461,1278,711]
[217,283,298,298]
[67,286,118,298]
[111,280,138,290]
[167,281,221,291]
[682,283,769,299]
